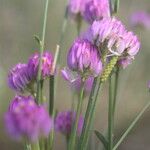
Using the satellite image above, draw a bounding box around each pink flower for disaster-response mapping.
[130,11,150,29]
[4,95,53,141]
[83,0,110,24]
[83,17,140,68]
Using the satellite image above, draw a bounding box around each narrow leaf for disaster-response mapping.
[95,130,108,150]
[113,101,150,150]
[34,35,41,45]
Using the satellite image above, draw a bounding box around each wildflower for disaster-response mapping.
[130,11,150,29]
[4,95,53,141]
[83,0,110,24]
[8,63,32,93]
[67,0,85,20]
[67,38,103,77]
[27,51,54,79]
[84,17,140,68]
[55,111,83,136]
[61,68,94,94]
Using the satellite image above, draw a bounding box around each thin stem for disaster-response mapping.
[49,75,55,115]
[113,101,150,150]
[24,143,31,150]
[69,79,85,150]
[79,77,102,150]
[48,75,55,150]
[31,142,40,150]
[114,0,120,14]
[37,0,50,104]
[66,135,70,150]
[108,76,114,150]
[109,0,113,16]
[76,15,82,36]
[58,7,68,63]
[112,68,120,116]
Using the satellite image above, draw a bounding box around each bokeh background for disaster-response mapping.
[0,0,150,149]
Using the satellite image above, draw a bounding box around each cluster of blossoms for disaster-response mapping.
[63,17,140,86]
[5,96,52,141]
[5,51,54,141]
[8,51,53,93]
[62,17,140,95]
[130,11,150,29]
[67,0,110,24]
[6,51,84,141]
[55,111,83,136]
[4,0,142,148]
[84,17,140,68]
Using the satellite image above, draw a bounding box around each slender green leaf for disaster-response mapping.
[95,130,108,150]
[113,101,150,150]
[34,35,41,45]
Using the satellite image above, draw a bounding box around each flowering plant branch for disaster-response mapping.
[4,0,150,150]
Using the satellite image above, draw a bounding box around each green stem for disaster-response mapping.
[66,135,70,150]
[48,76,55,150]
[25,143,31,150]
[109,0,113,16]
[113,101,150,150]
[57,7,68,64]
[49,75,55,115]
[79,77,102,150]
[37,0,50,104]
[112,68,120,116]
[76,15,82,36]
[108,76,114,150]
[114,0,120,14]
[31,142,40,150]
[69,80,85,150]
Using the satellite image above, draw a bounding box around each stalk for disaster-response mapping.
[31,142,40,150]
[48,45,60,150]
[79,77,102,150]
[112,68,120,116]
[37,0,50,104]
[58,4,68,63]
[113,101,150,150]
[49,75,55,115]
[69,79,85,150]
[108,76,114,150]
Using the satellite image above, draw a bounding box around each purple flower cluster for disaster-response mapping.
[83,0,110,24]
[8,64,32,93]
[67,0,85,20]
[130,11,150,29]
[28,52,54,79]
[5,95,53,141]
[8,51,53,93]
[55,111,83,136]
[67,0,110,24]
[67,39,103,77]
[84,17,140,68]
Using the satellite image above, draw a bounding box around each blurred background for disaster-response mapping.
[0,0,150,149]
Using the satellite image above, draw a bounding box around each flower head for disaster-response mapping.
[27,51,54,79]
[130,11,150,29]
[4,95,53,141]
[67,38,103,77]
[83,0,110,24]
[84,17,140,68]
[55,111,83,136]
[67,0,85,20]
[8,63,32,92]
